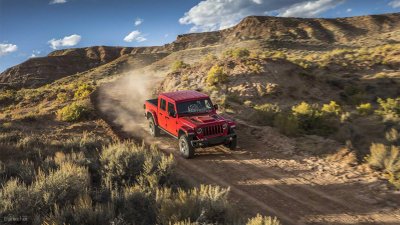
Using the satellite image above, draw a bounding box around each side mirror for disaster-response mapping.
[214,104,219,110]
[168,111,176,118]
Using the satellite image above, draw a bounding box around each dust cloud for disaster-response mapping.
[96,68,164,137]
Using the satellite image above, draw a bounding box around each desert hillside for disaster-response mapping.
[1,13,400,225]
[1,13,400,89]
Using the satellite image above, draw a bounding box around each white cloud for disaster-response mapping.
[179,0,345,32]
[30,50,41,58]
[123,30,147,42]
[135,18,143,26]
[278,0,345,17]
[48,34,81,49]
[346,8,352,12]
[49,0,67,4]
[0,43,18,56]
[389,0,400,8]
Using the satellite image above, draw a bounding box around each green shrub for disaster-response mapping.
[321,101,341,116]
[4,160,35,184]
[246,62,264,74]
[246,214,281,225]
[224,48,250,59]
[156,185,232,225]
[292,102,337,135]
[386,128,399,145]
[202,54,217,62]
[254,103,281,126]
[356,103,373,115]
[366,143,400,189]
[74,83,94,99]
[375,97,400,118]
[56,91,72,103]
[32,162,90,208]
[112,185,156,224]
[100,141,175,187]
[366,143,388,170]
[206,65,227,86]
[172,60,189,72]
[0,178,34,217]
[273,113,299,136]
[292,102,320,131]
[0,90,16,104]
[43,194,115,225]
[56,101,91,122]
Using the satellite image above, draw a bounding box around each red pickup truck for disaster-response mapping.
[144,90,237,158]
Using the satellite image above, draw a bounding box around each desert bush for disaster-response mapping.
[32,162,90,208]
[246,214,281,225]
[74,83,94,99]
[356,103,373,116]
[111,185,156,224]
[254,103,281,126]
[202,54,217,62]
[366,143,400,189]
[206,65,227,86]
[61,131,109,152]
[246,61,264,74]
[56,91,73,103]
[273,113,299,137]
[56,101,91,122]
[224,48,250,59]
[321,101,341,116]
[0,178,35,217]
[100,141,175,187]
[156,185,232,224]
[292,102,321,131]
[366,143,388,170]
[43,194,115,225]
[292,102,337,135]
[0,90,16,104]
[386,128,399,145]
[4,160,35,184]
[170,219,198,225]
[375,97,400,119]
[172,60,189,72]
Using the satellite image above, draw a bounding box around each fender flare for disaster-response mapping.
[146,110,158,126]
[178,125,195,138]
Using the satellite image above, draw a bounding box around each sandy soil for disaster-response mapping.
[92,76,400,225]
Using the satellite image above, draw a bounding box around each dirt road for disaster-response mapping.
[92,75,400,225]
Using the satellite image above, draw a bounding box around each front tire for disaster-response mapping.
[225,137,237,150]
[148,117,160,137]
[179,135,195,159]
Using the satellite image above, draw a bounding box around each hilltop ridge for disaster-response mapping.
[1,12,400,89]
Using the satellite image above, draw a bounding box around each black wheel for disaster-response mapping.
[148,116,160,137]
[179,135,195,159]
[225,137,237,150]
[224,130,237,150]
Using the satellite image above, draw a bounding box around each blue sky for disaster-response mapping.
[0,0,399,72]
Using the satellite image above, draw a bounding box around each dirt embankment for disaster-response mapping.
[91,73,400,225]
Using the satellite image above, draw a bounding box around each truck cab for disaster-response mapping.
[144,90,237,158]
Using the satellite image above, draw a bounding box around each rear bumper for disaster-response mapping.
[191,133,236,148]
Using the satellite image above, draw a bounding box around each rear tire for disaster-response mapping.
[179,135,195,159]
[148,116,160,137]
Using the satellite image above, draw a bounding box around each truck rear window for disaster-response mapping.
[177,99,213,115]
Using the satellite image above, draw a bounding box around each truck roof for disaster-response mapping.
[161,90,208,102]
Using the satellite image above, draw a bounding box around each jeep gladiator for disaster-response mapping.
[144,90,237,158]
